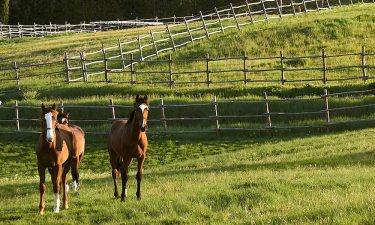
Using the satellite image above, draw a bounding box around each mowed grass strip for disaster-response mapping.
[1,128,375,224]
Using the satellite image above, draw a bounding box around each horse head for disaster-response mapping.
[41,103,59,143]
[57,112,70,125]
[133,95,149,132]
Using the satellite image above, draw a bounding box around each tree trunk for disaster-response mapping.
[0,0,9,24]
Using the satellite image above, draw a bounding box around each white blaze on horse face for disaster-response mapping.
[44,112,54,142]
[139,104,148,128]
[53,193,60,213]
[61,118,67,124]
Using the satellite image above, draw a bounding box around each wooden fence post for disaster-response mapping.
[274,0,283,18]
[214,7,225,33]
[34,23,37,37]
[169,54,173,89]
[260,0,269,22]
[60,100,64,114]
[264,92,272,129]
[17,22,21,38]
[206,53,211,87]
[322,48,327,84]
[280,50,285,84]
[230,3,241,30]
[109,99,116,121]
[102,45,109,82]
[290,0,296,16]
[302,0,308,13]
[166,24,176,51]
[243,51,248,85]
[14,62,21,91]
[184,17,194,42]
[0,22,3,39]
[130,53,135,85]
[314,0,320,11]
[15,100,20,132]
[80,51,88,82]
[150,31,159,55]
[200,11,210,39]
[64,52,70,83]
[213,96,220,131]
[361,46,367,82]
[160,98,167,131]
[245,0,254,24]
[323,89,330,130]
[137,34,143,60]
[118,39,126,69]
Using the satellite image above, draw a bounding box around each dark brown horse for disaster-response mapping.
[108,95,149,201]
[57,112,85,191]
[36,103,72,215]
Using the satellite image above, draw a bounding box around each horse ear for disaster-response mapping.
[41,103,46,110]
[136,95,140,101]
[52,103,57,110]
[66,112,70,118]
[144,95,148,101]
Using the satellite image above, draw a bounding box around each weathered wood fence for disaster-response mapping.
[66,47,374,85]
[1,89,374,135]
[0,15,196,39]
[64,0,375,80]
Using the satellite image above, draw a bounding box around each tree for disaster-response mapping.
[0,0,10,24]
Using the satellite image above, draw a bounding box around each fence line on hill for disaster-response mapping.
[0,15,197,39]
[66,46,374,85]
[0,89,374,135]
[64,0,375,80]
[1,46,373,95]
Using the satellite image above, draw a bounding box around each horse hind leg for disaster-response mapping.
[109,150,120,198]
[71,156,80,191]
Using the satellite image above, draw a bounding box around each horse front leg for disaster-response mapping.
[136,155,145,200]
[52,164,63,213]
[121,158,132,202]
[38,165,46,215]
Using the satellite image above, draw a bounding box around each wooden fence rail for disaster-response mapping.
[1,89,374,135]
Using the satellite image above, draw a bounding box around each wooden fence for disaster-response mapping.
[66,47,374,85]
[0,89,374,135]
[0,15,196,39]
[65,0,375,81]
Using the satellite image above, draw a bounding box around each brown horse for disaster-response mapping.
[108,95,149,201]
[57,112,85,191]
[36,103,72,215]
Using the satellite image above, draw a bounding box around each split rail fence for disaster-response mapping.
[0,15,195,39]
[65,46,374,86]
[65,0,375,82]
[0,89,374,135]
[1,47,374,95]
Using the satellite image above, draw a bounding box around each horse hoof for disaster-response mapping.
[72,181,78,192]
[64,204,69,209]
[39,210,44,215]
[53,208,60,213]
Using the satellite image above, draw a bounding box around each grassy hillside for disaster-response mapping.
[1,128,375,224]
[0,4,374,103]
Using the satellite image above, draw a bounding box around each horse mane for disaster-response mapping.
[127,110,135,124]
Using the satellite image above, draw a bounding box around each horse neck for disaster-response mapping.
[127,112,142,142]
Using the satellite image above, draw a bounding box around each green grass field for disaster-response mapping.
[1,3,375,224]
[1,128,375,224]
